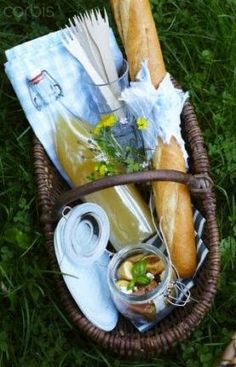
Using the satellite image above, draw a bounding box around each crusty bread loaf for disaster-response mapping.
[110,0,197,278]
[153,138,196,278]
[110,0,166,87]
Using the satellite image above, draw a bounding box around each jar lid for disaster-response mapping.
[58,203,110,265]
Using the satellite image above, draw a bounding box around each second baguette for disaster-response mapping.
[153,138,197,278]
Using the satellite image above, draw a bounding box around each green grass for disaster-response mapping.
[0,0,236,366]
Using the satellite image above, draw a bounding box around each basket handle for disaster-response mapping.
[51,170,213,222]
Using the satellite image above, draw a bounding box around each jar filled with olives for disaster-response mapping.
[107,244,172,325]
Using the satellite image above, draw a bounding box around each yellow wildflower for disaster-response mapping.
[94,114,117,135]
[95,162,108,176]
[101,114,117,127]
[137,117,148,130]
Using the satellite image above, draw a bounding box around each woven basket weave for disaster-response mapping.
[33,97,220,358]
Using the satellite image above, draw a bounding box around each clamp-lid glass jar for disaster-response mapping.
[107,244,172,325]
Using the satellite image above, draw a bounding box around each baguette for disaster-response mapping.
[153,138,196,278]
[110,0,166,87]
[111,0,197,278]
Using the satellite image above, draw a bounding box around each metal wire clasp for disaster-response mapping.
[27,70,63,111]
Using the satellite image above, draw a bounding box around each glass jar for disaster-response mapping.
[86,59,129,115]
[107,244,172,324]
[86,59,144,163]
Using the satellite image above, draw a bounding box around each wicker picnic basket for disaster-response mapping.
[33,90,220,358]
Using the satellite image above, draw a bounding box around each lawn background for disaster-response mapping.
[0,0,235,366]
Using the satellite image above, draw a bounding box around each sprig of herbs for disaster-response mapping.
[127,259,151,291]
[93,122,149,175]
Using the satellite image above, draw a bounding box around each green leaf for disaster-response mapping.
[127,279,136,291]
[131,260,147,278]
[135,275,151,285]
